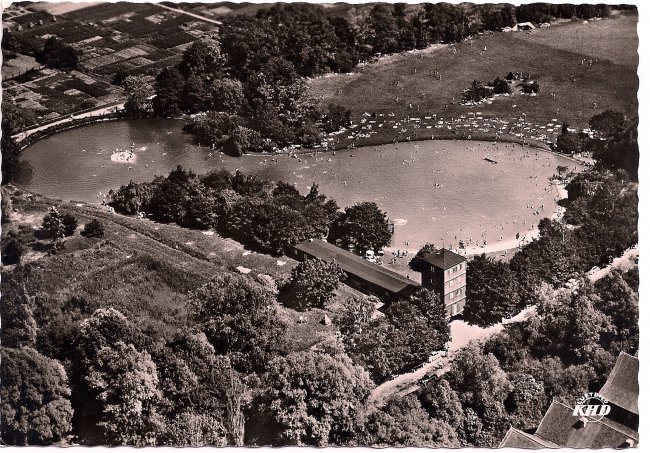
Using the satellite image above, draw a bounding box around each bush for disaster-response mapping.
[2,236,24,265]
[521,81,540,94]
[492,77,511,95]
[62,213,78,237]
[81,219,105,238]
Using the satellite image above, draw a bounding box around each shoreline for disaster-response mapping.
[16,112,589,168]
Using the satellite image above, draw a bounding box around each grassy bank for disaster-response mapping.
[2,186,363,350]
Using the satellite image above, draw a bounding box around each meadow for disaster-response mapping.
[308,12,638,147]
[3,187,352,350]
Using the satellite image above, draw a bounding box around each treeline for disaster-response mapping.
[136,3,615,154]
[556,110,639,181]
[109,167,393,256]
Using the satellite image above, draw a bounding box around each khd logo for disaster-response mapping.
[572,392,611,422]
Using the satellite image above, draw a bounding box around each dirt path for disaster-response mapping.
[368,305,537,408]
[12,103,125,143]
[154,3,222,26]
[588,246,639,282]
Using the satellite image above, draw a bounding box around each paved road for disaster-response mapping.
[155,3,222,26]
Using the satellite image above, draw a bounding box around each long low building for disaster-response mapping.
[291,239,420,302]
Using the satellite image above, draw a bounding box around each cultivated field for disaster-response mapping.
[308,12,638,146]
[2,2,216,122]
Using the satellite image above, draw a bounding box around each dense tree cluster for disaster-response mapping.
[110,167,393,257]
[36,37,80,70]
[278,258,344,310]
[337,289,449,383]
[110,167,337,255]
[463,74,534,103]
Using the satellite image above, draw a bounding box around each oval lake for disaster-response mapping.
[19,118,582,253]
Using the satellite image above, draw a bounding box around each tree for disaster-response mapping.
[1,293,38,348]
[504,373,546,431]
[594,269,639,355]
[41,207,66,242]
[208,78,244,114]
[36,37,79,70]
[188,273,287,373]
[153,67,185,116]
[162,412,227,446]
[322,104,351,133]
[418,377,464,430]
[492,77,511,94]
[110,180,158,215]
[62,213,77,237]
[555,131,583,154]
[402,288,450,348]
[123,75,155,117]
[180,37,224,79]
[328,202,392,255]
[531,285,611,365]
[279,258,343,310]
[464,254,520,327]
[521,80,540,94]
[408,243,437,273]
[589,110,625,137]
[359,394,460,447]
[2,235,25,265]
[84,341,163,445]
[445,345,512,447]
[446,344,511,410]
[1,347,73,445]
[336,295,378,338]
[81,219,105,238]
[592,119,639,181]
[259,350,372,446]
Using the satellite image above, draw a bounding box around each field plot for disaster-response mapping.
[2,2,216,123]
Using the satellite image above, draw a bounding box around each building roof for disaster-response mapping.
[517,21,536,29]
[499,428,558,449]
[421,248,466,270]
[533,400,638,448]
[294,240,419,294]
[599,352,639,415]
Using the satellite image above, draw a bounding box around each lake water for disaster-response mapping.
[20,119,581,253]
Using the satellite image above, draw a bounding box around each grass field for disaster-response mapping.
[2,186,360,349]
[308,12,638,147]
[512,12,638,68]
